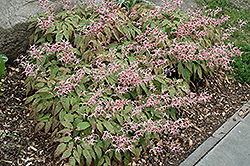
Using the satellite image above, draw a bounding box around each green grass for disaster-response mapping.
[197,0,250,84]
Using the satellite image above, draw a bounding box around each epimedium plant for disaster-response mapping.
[19,0,242,165]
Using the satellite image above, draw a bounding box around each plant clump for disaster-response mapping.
[18,0,243,165]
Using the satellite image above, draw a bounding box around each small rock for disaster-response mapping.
[189,138,193,146]
[238,111,244,117]
[1,114,6,118]
[64,163,70,166]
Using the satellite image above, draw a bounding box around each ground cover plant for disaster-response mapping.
[17,0,244,165]
[0,54,8,96]
[197,0,250,84]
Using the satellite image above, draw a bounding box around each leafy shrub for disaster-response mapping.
[230,41,250,84]
[0,54,8,96]
[197,0,250,83]
[19,0,242,165]
[0,54,8,80]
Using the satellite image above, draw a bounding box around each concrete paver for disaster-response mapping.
[180,101,250,166]
[196,120,250,166]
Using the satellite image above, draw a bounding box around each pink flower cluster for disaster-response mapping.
[19,41,80,80]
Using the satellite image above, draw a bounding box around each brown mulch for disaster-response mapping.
[0,63,250,166]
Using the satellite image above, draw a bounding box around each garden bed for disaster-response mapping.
[0,0,250,166]
[1,63,249,166]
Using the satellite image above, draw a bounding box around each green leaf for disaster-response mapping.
[47,34,54,43]
[59,110,66,122]
[132,25,142,35]
[52,118,59,131]
[38,113,51,121]
[197,65,202,79]
[124,158,130,166]
[73,149,80,164]
[116,115,123,126]
[45,118,52,134]
[115,152,122,162]
[25,94,37,104]
[161,19,171,27]
[155,75,166,84]
[97,121,104,134]
[56,136,72,143]
[104,155,111,166]
[34,82,45,89]
[54,143,67,157]
[35,37,45,44]
[136,85,142,96]
[77,122,91,131]
[103,121,115,134]
[35,121,45,133]
[94,145,102,159]
[68,141,73,149]
[184,62,193,73]
[64,114,74,122]
[140,83,149,95]
[44,25,55,35]
[112,29,120,42]
[0,54,8,62]
[168,107,176,121]
[36,103,45,113]
[115,23,125,35]
[56,33,63,42]
[178,63,183,77]
[61,97,70,111]
[133,147,141,160]
[89,150,96,161]
[83,149,92,166]
[104,27,112,41]
[97,157,105,166]
[36,87,52,93]
[182,67,192,83]
[69,156,76,166]
[140,138,147,151]
[61,149,71,160]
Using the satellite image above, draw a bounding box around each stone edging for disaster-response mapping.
[179,100,250,166]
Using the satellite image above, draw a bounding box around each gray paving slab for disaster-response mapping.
[196,117,250,166]
[179,137,220,166]
[241,112,250,125]
[180,100,250,166]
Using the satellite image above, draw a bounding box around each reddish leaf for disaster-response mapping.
[35,121,45,133]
